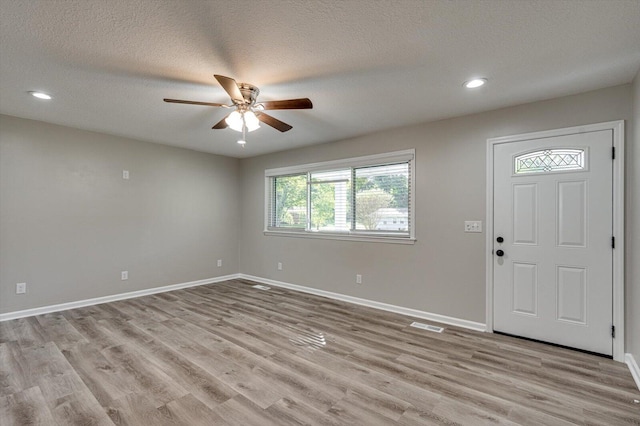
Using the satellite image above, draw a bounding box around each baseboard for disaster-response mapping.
[238,274,487,332]
[0,272,486,332]
[0,273,241,322]
[3,271,631,374]
[625,353,640,391]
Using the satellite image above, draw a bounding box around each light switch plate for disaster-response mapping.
[464,221,482,233]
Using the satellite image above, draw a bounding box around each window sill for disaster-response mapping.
[263,230,416,245]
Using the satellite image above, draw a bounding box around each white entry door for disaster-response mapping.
[493,129,613,356]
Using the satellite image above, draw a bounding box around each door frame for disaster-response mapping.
[485,121,625,362]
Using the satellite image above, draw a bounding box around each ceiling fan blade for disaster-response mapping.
[212,114,230,129]
[164,98,227,107]
[257,113,293,132]
[214,74,245,104]
[260,98,313,110]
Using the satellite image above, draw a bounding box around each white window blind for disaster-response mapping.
[310,169,351,231]
[354,163,409,233]
[265,150,415,243]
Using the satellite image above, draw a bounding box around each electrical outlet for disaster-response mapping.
[356,274,362,284]
[277,262,283,271]
[464,220,482,233]
[122,170,129,180]
[217,259,222,267]
[16,282,26,294]
[121,271,128,280]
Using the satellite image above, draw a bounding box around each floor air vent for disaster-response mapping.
[410,322,444,333]
[289,331,327,350]
[283,324,327,351]
[252,284,271,290]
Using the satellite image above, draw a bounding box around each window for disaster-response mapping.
[514,149,585,174]
[265,150,415,243]
[272,174,307,228]
[310,169,351,231]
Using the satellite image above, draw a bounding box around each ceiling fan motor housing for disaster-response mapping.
[238,83,260,105]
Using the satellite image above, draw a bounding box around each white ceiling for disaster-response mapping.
[1,0,639,158]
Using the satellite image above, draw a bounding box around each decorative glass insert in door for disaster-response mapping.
[514,149,585,174]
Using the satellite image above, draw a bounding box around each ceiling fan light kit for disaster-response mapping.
[164,74,312,147]
[226,110,260,132]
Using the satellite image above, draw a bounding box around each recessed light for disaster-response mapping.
[463,78,487,89]
[29,91,52,100]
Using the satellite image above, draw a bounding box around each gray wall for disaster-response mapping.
[2,83,637,362]
[239,85,632,324]
[629,71,640,361]
[0,115,240,314]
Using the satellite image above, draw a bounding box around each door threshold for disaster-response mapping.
[493,331,612,359]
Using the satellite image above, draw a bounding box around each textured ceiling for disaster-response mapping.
[1,0,639,158]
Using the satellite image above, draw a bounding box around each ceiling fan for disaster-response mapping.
[164,75,312,145]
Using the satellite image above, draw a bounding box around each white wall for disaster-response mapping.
[0,115,240,314]
[239,85,632,324]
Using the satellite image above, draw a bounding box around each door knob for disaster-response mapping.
[496,236,504,243]
[496,249,504,257]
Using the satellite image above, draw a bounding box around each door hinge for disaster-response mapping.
[611,325,615,338]
[612,146,615,159]
[612,236,615,249]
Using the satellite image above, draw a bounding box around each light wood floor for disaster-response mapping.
[1,279,638,425]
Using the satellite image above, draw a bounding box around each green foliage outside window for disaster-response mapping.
[274,175,306,227]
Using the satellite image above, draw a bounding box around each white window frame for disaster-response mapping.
[264,149,416,244]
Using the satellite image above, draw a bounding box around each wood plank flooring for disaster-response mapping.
[1,279,638,425]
